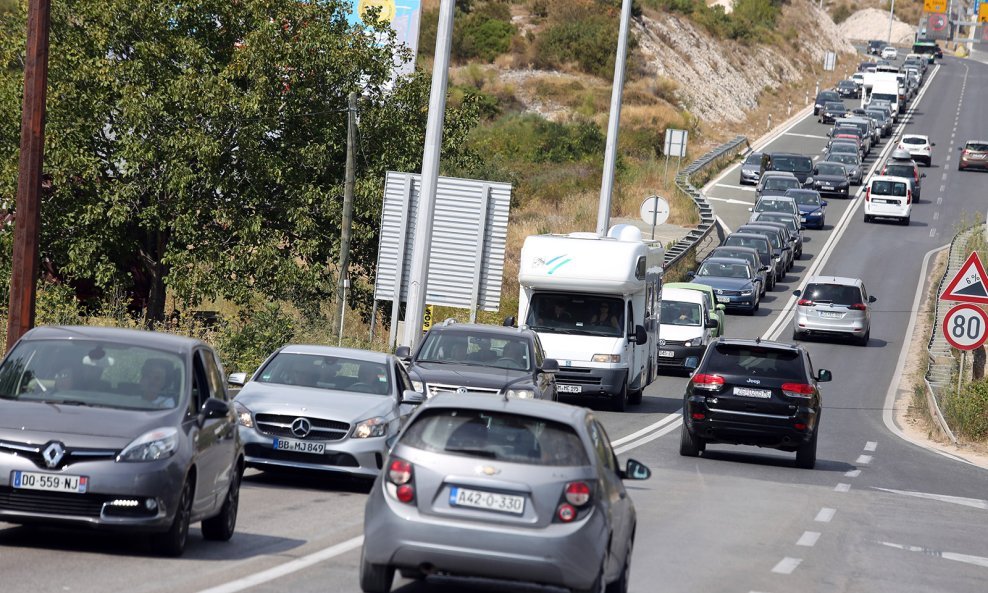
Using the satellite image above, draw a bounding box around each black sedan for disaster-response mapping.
[810,162,852,199]
[819,101,848,124]
[836,80,859,99]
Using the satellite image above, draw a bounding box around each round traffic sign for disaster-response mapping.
[640,195,670,226]
[943,303,988,350]
[929,13,947,32]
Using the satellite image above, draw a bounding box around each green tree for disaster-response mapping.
[0,0,482,323]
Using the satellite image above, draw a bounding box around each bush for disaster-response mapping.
[535,14,634,78]
[470,114,605,165]
[943,378,988,440]
[419,2,517,63]
[214,302,296,375]
[830,3,853,25]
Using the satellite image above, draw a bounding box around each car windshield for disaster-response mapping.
[771,156,813,173]
[744,153,762,165]
[824,102,845,110]
[256,352,392,395]
[526,294,624,337]
[698,261,752,280]
[965,142,988,151]
[763,177,800,191]
[838,81,854,88]
[884,164,915,178]
[755,198,795,213]
[705,344,805,380]
[400,408,591,466]
[901,137,927,145]
[661,300,703,326]
[415,333,533,371]
[804,283,863,306]
[0,339,186,410]
[818,91,840,102]
[711,249,756,267]
[865,111,887,122]
[789,191,822,206]
[816,163,846,177]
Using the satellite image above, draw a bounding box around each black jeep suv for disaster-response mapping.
[396,321,559,401]
[679,338,831,469]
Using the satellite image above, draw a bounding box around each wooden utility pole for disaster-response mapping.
[6,0,51,352]
[335,92,358,337]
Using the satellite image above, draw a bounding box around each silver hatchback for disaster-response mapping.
[792,277,876,345]
[360,394,651,593]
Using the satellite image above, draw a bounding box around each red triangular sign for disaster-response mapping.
[940,252,988,303]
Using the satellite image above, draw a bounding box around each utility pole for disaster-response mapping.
[595,0,633,237]
[887,0,896,45]
[6,0,51,352]
[335,92,358,339]
[400,0,455,349]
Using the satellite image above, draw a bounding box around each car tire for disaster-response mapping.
[863,214,872,223]
[679,424,704,457]
[795,429,818,470]
[202,464,241,541]
[856,329,870,347]
[901,215,910,226]
[628,386,643,406]
[792,328,804,341]
[605,538,633,593]
[151,478,193,557]
[612,383,628,413]
[360,549,395,593]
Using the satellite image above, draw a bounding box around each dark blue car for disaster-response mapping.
[688,257,761,315]
[785,189,827,230]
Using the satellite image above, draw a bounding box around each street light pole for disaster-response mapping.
[887,0,896,45]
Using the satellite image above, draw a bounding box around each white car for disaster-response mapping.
[864,175,912,225]
[881,46,898,60]
[898,134,934,166]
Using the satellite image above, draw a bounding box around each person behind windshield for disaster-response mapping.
[537,301,572,326]
[592,301,620,329]
[139,358,177,408]
[676,304,699,325]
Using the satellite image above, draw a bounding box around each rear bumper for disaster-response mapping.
[685,397,818,449]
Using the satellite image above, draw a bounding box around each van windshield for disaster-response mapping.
[526,294,624,337]
[660,301,702,326]
[872,92,897,103]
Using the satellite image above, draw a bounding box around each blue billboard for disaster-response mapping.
[347,1,422,77]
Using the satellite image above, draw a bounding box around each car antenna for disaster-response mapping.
[755,336,761,344]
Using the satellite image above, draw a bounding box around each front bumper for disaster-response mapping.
[656,344,706,371]
[815,185,850,199]
[239,426,385,478]
[739,169,761,185]
[363,484,607,591]
[554,366,627,399]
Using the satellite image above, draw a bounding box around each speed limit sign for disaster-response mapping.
[943,304,988,350]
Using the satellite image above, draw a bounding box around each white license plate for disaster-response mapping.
[557,384,582,394]
[733,387,772,399]
[273,438,326,454]
[449,487,525,515]
[11,470,88,494]
[716,296,731,303]
[658,350,675,358]
[820,311,843,319]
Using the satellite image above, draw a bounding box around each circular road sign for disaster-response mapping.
[929,13,947,33]
[640,195,670,226]
[943,303,988,351]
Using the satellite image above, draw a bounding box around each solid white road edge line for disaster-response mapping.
[880,541,988,569]
[872,487,988,510]
[611,412,682,446]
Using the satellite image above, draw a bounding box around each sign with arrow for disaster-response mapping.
[940,252,988,304]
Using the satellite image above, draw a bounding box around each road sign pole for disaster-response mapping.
[596,0,633,237]
[958,350,965,397]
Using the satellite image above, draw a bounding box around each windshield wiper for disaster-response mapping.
[42,399,91,407]
[444,447,497,459]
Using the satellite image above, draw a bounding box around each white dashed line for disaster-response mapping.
[933,212,939,221]
[835,483,851,493]
[771,557,803,574]
[937,197,943,205]
[864,441,876,452]
[930,228,937,238]
[712,183,756,193]
[856,454,873,465]
[797,531,821,547]
[845,469,862,478]
[815,508,836,523]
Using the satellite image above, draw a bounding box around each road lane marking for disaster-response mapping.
[814,508,836,522]
[713,183,756,192]
[873,488,988,510]
[845,469,861,478]
[864,441,877,452]
[880,542,988,569]
[930,228,936,238]
[611,413,682,446]
[196,536,364,593]
[835,483,851,493]
[613,416,682,454]
[797,531,821,547]
[856,454,873,464]
[785,132,829,139]
[707,196,755,205]
[771,557,802,574]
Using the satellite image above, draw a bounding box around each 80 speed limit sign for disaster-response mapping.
[943,304,988,350]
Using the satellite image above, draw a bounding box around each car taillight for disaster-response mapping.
[906,190,912,205]
[798,298,814,306]
[556,503,577,522]
[849,303,868,311]
[865,187,870,202]
[691,373,725,391]
[388,459,412,485]
[782,383,815,398]
[564,481,592,507]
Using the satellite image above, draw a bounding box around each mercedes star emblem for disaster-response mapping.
[42,441,66,468]
[290,417,312,438]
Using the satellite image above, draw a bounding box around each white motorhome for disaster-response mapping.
[515,224,663,411]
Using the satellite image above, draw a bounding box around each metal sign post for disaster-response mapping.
[640,196,670,240]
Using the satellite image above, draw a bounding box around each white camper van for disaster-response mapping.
[515,224,664,411]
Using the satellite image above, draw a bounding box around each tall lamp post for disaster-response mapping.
[887,0,896,45]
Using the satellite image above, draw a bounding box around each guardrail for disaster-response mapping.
[663,135,750,269]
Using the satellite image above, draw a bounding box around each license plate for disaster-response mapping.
[11,470,88,494]
[733,387,771,399]
[658,350,675,358]
[820,311,843,319]
[557,384,582,394]
[821,185,833,190]
[716,296,730,303]
[273,438,325,454]
[449,486,525,515]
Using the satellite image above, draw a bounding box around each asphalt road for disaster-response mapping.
[2,55,987,593]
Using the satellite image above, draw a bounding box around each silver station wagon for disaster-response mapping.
[0,326,244,556]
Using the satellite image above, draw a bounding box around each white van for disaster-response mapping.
[864,175,913,225]
[657,287,718,374]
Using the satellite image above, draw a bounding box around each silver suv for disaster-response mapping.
[792,277,876,346]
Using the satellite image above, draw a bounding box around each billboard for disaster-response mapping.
[347,1,422,78]
[924,0,948,13]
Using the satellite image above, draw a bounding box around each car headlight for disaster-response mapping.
[809,210,822,216]
[117,427,179,462]
[234,401,253,428]
[592,354,621,363]
[805,176,814,184]
[741,288,753,296]
[507,389,535,399]
[353,417,388,438]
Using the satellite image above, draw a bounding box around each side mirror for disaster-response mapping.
[227,372,247,387]
[760,265,771,272]
[705,318,719,329]
[201,398,230,421]
[684,356,700,370]
[816,369,833,383]
[395,345,411,360]
[630,325,647,345]
[822,200,828,206]
[793,289,803,297]
[400,390,426,405]
[747,207,753,212]
[540,358,560,374]
[686,270,696,279]
[921,173,926,178]
[868,295,877,303]
[621,459,651,480]
[503,316,516,327]
[716,304,726,311]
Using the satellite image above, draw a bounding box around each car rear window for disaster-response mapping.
[804,283,863,305]
[871,180,908,196]
[703,344,806,381]
[901,137,926,145]
[771,155,813,173]
[400,408,590,466]
[884,164,915,178]
[965,142,988,151]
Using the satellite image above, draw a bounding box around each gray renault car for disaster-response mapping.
[360,393,651,593]
[0,326,243,556]
[231,345,425,480]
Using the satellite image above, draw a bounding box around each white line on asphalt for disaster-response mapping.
[771,557,802,574]
[814,508,836,522]
[713,183,756,192]
[934,211,939,221]
[611,413,682,446]
[929,228,936,238]
[707,196,755,205]
[940,184,946,192]
[785,132,829,140]
[880,542,988,569]
[196,536,364,593]
[797,531,821,547]
[856,455,873,464]
[873,488,988,510]
[937,196,943,205]
[835,483,851,493]
[613,416,683,455]
[845,469,862,478]
[864,441,877,452]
